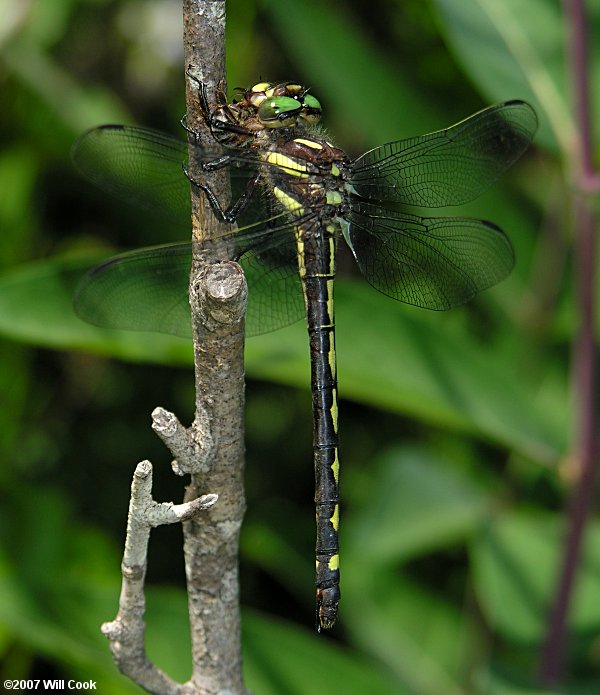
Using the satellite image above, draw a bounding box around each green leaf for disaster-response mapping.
[243,610,404,695]
[475,665,600,695]
[0,254,192,364]
[476,668,562,695]
[263,0,444,145]
[0,490,143,693]
[241,520,310,601]
[342,569,472,695]
[145,588,192,682]
[344,445,489,563]
[431,0,577,154]
[0,147,39,264]
[471,512,600,643]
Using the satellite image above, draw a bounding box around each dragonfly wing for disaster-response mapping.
[239,244,304,336]
[236,215,305,336]
[74,243,194,337]
[72,126,193,226]
[72,126,264,222]
[74,226,305,338]
[350,101,537,207]
[72,126,305,336]
[344,201,514,310]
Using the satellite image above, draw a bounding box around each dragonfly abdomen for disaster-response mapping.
[296,222,341,631]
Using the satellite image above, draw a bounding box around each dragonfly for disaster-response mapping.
[72,79,537,630]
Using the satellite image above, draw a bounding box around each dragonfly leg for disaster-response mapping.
[184,165,261,224]
[185,68,255,141]
[184,67,219,125]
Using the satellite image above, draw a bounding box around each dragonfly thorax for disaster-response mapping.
[263,136,350,225]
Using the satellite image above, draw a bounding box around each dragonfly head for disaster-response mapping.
[246,81,322,128]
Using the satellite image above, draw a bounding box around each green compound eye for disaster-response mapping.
[301,94,322,124]
[258,96,301,128]
[303,94,321,111]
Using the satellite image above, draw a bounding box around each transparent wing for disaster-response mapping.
[72,126,193,226]
[344,201,514,310]
[350,101,537,207]
[74,227,305,339]
[238,234,304,336]
[72,124,304,225]
[73,243,193,336]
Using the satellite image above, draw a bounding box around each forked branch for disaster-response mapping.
[102,460,217,695]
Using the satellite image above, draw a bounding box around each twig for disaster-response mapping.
[152,406,212,476]
[538,0,599,684]
[102,461,217,695]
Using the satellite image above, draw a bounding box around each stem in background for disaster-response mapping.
[538,0,599,684]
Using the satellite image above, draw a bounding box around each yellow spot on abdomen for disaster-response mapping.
[328,344,337,380]
[330,387,338,434]
[326,278,335,320]
[330,504,339,532]
[328,554,339,571]
[296,236,306,278]
[331,450,339,484]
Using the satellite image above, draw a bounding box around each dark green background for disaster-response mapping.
[0,0,598,693]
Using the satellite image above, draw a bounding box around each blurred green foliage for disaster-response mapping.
[0,0,598,693]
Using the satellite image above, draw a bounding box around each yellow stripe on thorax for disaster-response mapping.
[294,138,323,149]
[273,186,304,216]
[265,151,309,177]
